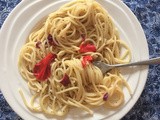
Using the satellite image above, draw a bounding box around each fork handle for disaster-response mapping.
[115,57,160,67]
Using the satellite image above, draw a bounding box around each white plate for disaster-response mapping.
[0,0,149,120]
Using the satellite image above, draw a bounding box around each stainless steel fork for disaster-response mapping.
[93,57,160,74]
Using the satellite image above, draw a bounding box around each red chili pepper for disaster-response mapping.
[60,74,70,86]
[81,34,85,41]
[47,34,57,46]
[33,53,57,81]
[79,43,96,53]
[81,55,93,68]
[36,41,41,48]
[103,93,109,101]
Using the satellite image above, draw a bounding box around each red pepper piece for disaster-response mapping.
[79,43,96,53]
[81,34,85,41]
[81,55,93,68]
[103,93,109,101]
[36,41,41,48]
[60,74,70,86]
[33,53,57,81]
[47,34,57,46]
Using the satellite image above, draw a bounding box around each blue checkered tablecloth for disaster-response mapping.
[0,0,160,120]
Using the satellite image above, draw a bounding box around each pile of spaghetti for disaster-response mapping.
[18,0,131,116]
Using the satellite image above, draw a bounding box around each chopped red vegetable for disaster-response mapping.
[81,34,85,41]
[81,55,93,68]
[79,43,96,53]
[103,93,109,101]
[36,41,41,48]
[33,53,57,81]
[60,74,70,86]
[47,34,57,46]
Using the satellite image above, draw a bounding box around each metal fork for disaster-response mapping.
[93,57,160,74]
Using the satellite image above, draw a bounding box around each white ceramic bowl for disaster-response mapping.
[0,0,149,120]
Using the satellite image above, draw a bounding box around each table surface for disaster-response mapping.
[0,0,160,120]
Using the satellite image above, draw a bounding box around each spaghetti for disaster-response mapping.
[18,0,131,116]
